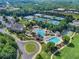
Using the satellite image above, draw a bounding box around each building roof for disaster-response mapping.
[43,15,53,19]
[24,16,34,19]
[2,16,15,24]
[0,16,3,22]
[34,14,43,17]
[8,23,24,32]
[55,8,65,11]
[69,20,79,27]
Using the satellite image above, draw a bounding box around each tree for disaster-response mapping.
[0,38,7,44]
[46,42,55,52]
[63,35,70,44]
[3,15,9,23]
[15,18,20,22]
[0,33,17,59]
[3,15,6,19]
[0,44,16,59]
[5,18,9,23]
[65,15,74,22]
[36,54,43,59]
[75,26,79,33]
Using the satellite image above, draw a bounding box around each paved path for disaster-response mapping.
[0,29,42,59]
[51,32,76,59]
[17,40,41,59]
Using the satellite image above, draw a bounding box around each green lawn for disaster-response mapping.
[54,34,79,59]
[36,43,51,59]
[73,14,79,19]
[25,43,36,53]
[64,14,79,19]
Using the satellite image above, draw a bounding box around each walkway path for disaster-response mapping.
[51,32,76,59]
[69,32,76,43]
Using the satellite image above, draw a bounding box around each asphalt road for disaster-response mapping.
[0,29,41,59]
[17,40,40,59]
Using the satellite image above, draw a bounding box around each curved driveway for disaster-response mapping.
[0,29,42,59]
[17,40,41,59]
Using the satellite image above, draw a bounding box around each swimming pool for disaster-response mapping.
[35,29,45,37]
[49,37,60,44]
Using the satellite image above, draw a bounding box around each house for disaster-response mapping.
[0,16,6,25]
[8,23,24,32]
[55,31,61,37]
[34,14,43,17]
[54,8,65,11]
[43,15,53,19]
[32,25,39,29]
[24,16,34,20]
[6,16,15,23]
[0,16,3,22]
[0,6,6,11]
[57,8,65,11]
[69,20,79,32]
[5,16,15,28]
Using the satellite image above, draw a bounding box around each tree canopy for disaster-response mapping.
[0,33,17,59]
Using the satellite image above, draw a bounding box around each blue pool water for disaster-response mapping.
[35,29,45,37]
[49,37,60,44]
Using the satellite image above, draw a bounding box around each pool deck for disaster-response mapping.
[32,27,63,45]
[44,36,63,45]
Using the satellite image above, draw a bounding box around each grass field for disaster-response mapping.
[25,43,36,53]
[36,43,51,59]
[54,33,79,59]
[73,14,79,19]
[64,14,79,19]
